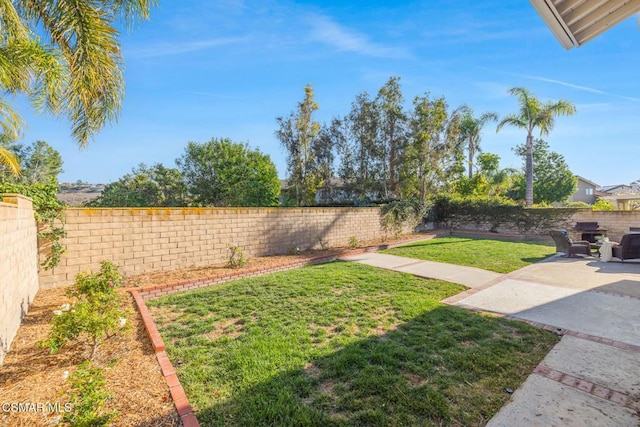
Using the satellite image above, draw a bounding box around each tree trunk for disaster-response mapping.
[525,133,534,206]
[389,122,396,197]
[468,142,474,180]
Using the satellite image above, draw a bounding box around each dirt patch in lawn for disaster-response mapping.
[0,233,430,426]
[203,318,244,341]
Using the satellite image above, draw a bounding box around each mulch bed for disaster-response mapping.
[0,233,431,426]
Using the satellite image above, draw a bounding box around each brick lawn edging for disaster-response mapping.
[533,365,640,411]
[129,234,437,426]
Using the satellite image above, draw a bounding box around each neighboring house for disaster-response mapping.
[568,176,598,204]
[598,182,640,210]
[598,184,633,195]
[280,178,384,206]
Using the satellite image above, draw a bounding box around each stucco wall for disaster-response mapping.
[39,207,390,288]
[0,194,39,365]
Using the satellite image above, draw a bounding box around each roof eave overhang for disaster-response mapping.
[529,0,579,49]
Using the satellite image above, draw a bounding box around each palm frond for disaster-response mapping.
[0,98,25,140]
[496,114,527,132]
[15,0,155,147]
[0,146,21,177]
[0,0,29,40]
[0,38,66,112]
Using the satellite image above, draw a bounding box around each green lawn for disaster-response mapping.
[382,236,556,273]
[148,262,558,426]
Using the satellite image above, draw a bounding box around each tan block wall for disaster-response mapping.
[0,194,40,365]
[39,207,390,288]
[570,210,640,242]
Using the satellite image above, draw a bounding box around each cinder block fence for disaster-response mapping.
[4,195,640,365]
[0,195,39,365]
[39,207,389,288]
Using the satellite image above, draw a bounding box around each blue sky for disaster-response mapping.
[11,0,640,187]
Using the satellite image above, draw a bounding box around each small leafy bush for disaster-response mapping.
[380,200,426,238]
[227,244,247,268]
[348,236,359,248]
[63,361,118,426]
[565,201,590,208]
[318,237,329,250]
[43,261,128,358]
[592,198,614,211]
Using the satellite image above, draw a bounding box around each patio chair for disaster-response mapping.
[612,233,640,262]
[549,230,591,257]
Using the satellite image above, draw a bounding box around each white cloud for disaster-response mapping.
[127,37,248,58]
[307,13,411,59]
[515,73,640,102]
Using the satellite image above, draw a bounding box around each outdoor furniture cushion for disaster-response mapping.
[549,230,591,257]
[612,233,640,262]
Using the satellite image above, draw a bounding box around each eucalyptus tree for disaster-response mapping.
[341,91,381,198]
[375,76,407,198]
[401,93,463,202]
[276,84,321,206]
[496,87,575,206]
[0,0,157,147]
[314,117,343,197]
[459,107,498,179]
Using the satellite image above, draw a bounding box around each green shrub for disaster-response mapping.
[227,244,247,268]
[429,193,578,234]
[63,361,118,426]
[0,179,66,269]
[565,201,590,208]
[348,236,359,248]
[380,200,426,238]
[43,261,128,358]
[592,198,614,211]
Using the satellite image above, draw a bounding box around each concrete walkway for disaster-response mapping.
[340,252,502,289]
[342,251,640,426]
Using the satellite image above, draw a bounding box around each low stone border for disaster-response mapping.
[131,290,198,427]
[130,234,436,426]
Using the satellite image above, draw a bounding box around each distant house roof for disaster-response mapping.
[575,175,598,188]
[530,0,640,49]
[598,184,633,193]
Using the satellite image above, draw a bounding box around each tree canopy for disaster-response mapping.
[86,163,187,207]
[177,138,280,207]
[512,139,577,204]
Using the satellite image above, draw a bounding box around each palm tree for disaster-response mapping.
[0,0,156,148]
[496,87,575,206]
[459,106,498,179]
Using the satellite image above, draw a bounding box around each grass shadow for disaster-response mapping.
[183,306,557,426]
